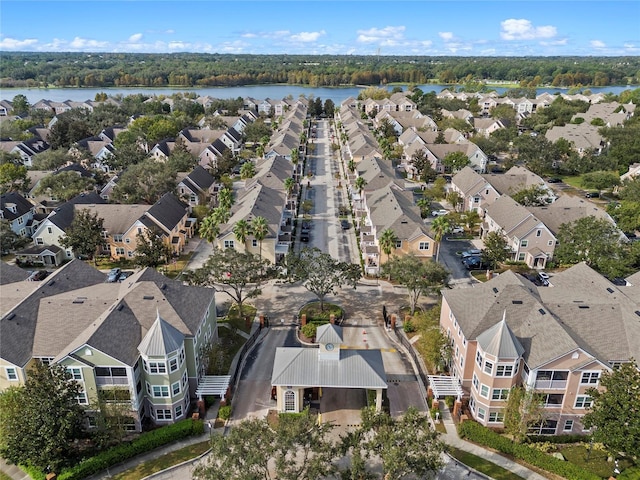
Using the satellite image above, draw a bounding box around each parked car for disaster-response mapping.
[537,271,550,286]
[118,271,133,282]
[463,256,487,270]
[450,226,464,234]
[27,270,48,281]
[585,191,600,198]
[461,249,482,259]
[300,232,310,242]
[546,177,562,183]
[340,219,351,230]
[431,209,448,217]
[107,267,122,283]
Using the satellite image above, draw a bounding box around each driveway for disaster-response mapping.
[435,234,481,288]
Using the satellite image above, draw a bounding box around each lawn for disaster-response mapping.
[447,447,524,480]
[224,304,257,334]
[111,441,210,480]
[206,325,249,375]
[299,301,344,323]
[558,444,636,479]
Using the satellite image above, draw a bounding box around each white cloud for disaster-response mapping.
[590,40,606,48]
[500,19,557,40]
[129,33,143,43]
[69,37,109,49]
[0,37,38,49]
[439,32,454,41]
[356,26,406,44]
[540,38,568,46]
[290,30,326,43]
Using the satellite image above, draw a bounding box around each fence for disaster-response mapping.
[227,324,265,397]
[392,323,431,397]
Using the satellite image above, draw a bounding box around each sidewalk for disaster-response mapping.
[438,402,548,480]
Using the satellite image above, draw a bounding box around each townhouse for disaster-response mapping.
[176,166,216,207]
[0,191,37,237]
[0,260,218,431]
[440,262,640,435]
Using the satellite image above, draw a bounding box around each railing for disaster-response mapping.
[393,324,430,394]
[535,379,567,389]
[96,376,129,386]
[228,326,264,397]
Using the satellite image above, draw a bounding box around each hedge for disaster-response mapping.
[57,419,204,480]
[458,421,600,480]
[528,433,588,444]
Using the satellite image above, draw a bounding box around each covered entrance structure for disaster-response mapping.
[195,375,231,399]
[428,375,464,400]
[271,324,387,413]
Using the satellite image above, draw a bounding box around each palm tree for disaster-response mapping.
[212,205,231,225]
[284,177,295,198]
[199,215,219,244]
[217,187,233,210]
[416,197,431,218]
[240,162,256,180]
[251,216,269,262]
[347,159,356,172]
[354,176,366,195]
[378,228,398,279]
[431,216,451,263]
[233,219,250,251]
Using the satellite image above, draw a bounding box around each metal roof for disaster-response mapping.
[476,313,525,359]
[138,312,185,357]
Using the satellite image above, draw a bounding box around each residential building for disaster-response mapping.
[1,191,37,237]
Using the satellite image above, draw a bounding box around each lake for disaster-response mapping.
[0,84,634,105]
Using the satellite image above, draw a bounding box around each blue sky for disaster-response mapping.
[1,1,638,56]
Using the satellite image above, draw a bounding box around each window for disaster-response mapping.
[536,229,541,237]
[125,237,131,244]
[182,371,188,388]
[477,407,486,420]
[548,240,554,246]
[114,234,123,243]
[127,251,133,257]
[496,365,514,377]
[17,217,24,225]
[575,396,592,408]
[459,357,463,368]
[172,381,180,395]
[488,411,504,423]
[483,361,493,375]
[520,240,528,247]
[156,409,172,420]
[68,368,82,380]
[518,253,526,261]
[36,237,44,245]
[146,382,151,395]
[149,362,166,374]
[47,227,52,234]
[492,389,509,400]
[529,419,558,435]
[284,390,296,412]
[175,405,183,418]
[169,358,178,372]
[455,345,459,358]
[252,239,258,247]
[87,417,97,428]
[224,240,235,249]
[395,240,402,248]
[581,372,600,385]
[418,242,430,250]
[152,386,170,398]
[77,392,88,404]
[5,367,18,381]
[542,393,564,407]
[473,197,480,204]
[476,351,483,367]
[179,348,185,365]
[115,247,125,255]
[472,374,479,391]
[480,384,489,398]
[563,420,574,431]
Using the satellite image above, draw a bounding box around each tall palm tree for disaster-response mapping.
[431,216,451,263]
[217,187,233,210]
[251,216,269,262]
[284,177,295,198]
[199,215,219,244]
[354,176,366,195]
[233,219,250,251]
[378,228,398,279]
[212,205,231,225]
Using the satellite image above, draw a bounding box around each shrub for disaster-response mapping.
[445,396,455,410]
[218,405,232,421]
[57,419,204,480]
[458,421,600,480]
[403,319,415,333]
[528,434,587,444]
[301,322,317,340]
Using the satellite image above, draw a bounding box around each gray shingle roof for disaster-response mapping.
[146,193,188,232]
[0,262,31,285]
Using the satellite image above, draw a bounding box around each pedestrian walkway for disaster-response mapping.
[438,402,548,480]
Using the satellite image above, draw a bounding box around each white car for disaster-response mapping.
[431,209,448,217]
[450,226,464,234]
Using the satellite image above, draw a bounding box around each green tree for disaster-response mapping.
[48,110,93,149]
[583,362,640,459]
[167,141,197,172]
[354,176,366,194]
[608,201,640,234]
[411,149,437,183]
[511,184,550,207]
[217,186,234,211]
[431,215,450,262]
[0,162,29,193]
[243,119,272,143]
[0,363,84,473]
[503,386,545,444]
[59,208,104,264]
[11,94,30,116]
[184,247,269,317]
[233,219,250,250]
[134,229,172,268]
[341,406,444,479]
[446,190,462,212]
[30,148,74,171]
[555,217,625,275]
[0,219,29,251]
[251,215,269,262]
[199,214,220,244]
[284,177,296,198]
[287,247,361,312]
[193,409,336,480]
[428,177,447,200]
[240,161,256,179]
[382,254,449,315]
[442,151,470,173]
[378,228,398,272]
[111,159,177,204]
[581,170,621,192]
[35,171,95,201]
[482,231,511,269]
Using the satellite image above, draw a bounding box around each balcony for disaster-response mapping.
[96,376,129,386]
[534,379,567,390]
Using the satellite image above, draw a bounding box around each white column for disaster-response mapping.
[375,389,383,412]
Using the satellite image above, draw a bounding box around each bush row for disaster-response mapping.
[528,433,589,444]
[57,419,204,480]
[458,421,600,480]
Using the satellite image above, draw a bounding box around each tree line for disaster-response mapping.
[1,52,638,89]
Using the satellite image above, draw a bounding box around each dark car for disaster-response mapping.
[546,177,562,183]
[118,271,133,282]
[300,232,310,242]
[585,191,600,198]
[340,219,351,230]
[463,256,487,270]
[28,270,48,281]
